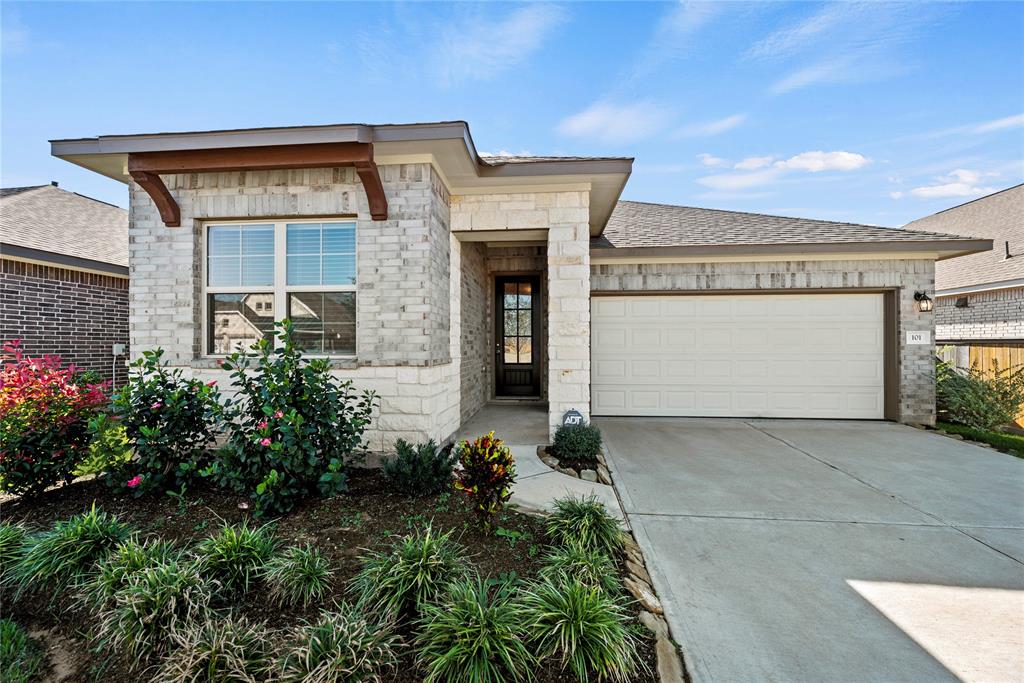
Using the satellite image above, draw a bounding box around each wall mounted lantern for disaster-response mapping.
[914,291,933,312]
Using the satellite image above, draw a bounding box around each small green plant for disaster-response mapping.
[0,522,27,585]
[495,526,532,548]
[277,605,400,683]
[416,578,536,683]
[79,538,179,611]
[350,525,471,623]
[520,576,644,682]
[540,543,621,595]
[195,522,278,593]
[381,439,458,496]
[11,505,133,600]
[153,615,273,683]
[0,619,44,683]
[546,495,624,556]
[74,412,133,478]
[936,357,1024,431]
[263,544,333,608]
[551,422,603,464]
[454,432,517,532]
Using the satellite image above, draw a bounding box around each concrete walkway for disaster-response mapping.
[597,417,1024,683]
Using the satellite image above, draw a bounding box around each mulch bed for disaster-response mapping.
[1,469,658,683]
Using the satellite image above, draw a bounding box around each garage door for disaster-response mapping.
[591,293,885,419]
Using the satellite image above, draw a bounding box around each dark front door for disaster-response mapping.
[495,276,540,397]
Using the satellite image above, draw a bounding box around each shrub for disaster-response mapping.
[264,544,332,608]
[546,495,624,556]
[111,348,222,495]
[195,522,278,594]
[416,578,535,683]
[540,543,621,595]
[80,538,179,611]
[520,576,644,683]
[350,525,470,623]
[0,340,108,497]
[551,423,603,464]
[210,321,377,516]
[95,557,214,663]
[154,615,273,683]
[453,432,517,532]
[0,523,27,585]
[10,505,133,601]
[73,412,132,478]
[381,439,457,496]
[277,605,399,683]
[0,618,44,683]
[936,357,1024,431]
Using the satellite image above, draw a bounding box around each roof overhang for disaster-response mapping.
[50,122,632,234]
[2,242,128,276]
[937,276,1024,297]
[590,238,994,261]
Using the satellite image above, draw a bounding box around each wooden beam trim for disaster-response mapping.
[354,160,388,221]
[129,170,180,227]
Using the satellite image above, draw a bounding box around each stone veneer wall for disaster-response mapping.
[936,286,1023,342]
[128,163,458,451]
[591,258,937,425]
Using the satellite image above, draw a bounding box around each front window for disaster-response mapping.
[204,220,356,356]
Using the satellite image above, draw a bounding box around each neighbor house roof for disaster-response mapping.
[903,184,1023,293]
[591,200,992,260]
[0,183,128,275]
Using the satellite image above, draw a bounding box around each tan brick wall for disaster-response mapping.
[936,286,1024,342]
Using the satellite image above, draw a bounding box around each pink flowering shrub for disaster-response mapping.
[0,340,108,497]
[110,348,221,495]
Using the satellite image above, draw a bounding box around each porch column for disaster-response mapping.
[547,192,591,439]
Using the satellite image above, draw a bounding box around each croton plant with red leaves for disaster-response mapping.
[0,340,108,497]
[454,430,517,532]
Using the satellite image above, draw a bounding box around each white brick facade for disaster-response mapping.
[936,286,1024,342]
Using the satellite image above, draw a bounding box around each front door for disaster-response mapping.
[495,276,540,397]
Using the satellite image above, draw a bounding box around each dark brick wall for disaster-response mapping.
[1,258,129,385]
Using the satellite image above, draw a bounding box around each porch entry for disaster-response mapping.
[495,276,541,397]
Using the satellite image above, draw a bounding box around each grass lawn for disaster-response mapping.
[936,421,1024,459]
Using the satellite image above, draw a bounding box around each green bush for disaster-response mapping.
[209,321,377,516]
[111,348,222,495]
[277,605,399,683]
[551,423,603,464]
[0,523,27,585]
[546,495,624,556]
[540,543,621,595]
[73,413,133,478]
[936,357,1024,431]
[80,538,179,611]
[0,618,44,683]
[153,615,273,683]
[416,578,535,683]
[195,522,278,594]
[520,576,644,683]
[11,505,133,601]
[381,439,457,496]
[453,432,517,532]
[350,525,470,624]
[263,544,333,608]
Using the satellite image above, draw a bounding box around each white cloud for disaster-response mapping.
[697,153,729,168]
[674,113,747,138]
[734,155,774,170]
[972,114,1024,134]
[697,168,782,191]
[557,101,671,144]
[747,3,873,60]
[893,168,1000,200]
[774,151,870,172]
[769,58,857,94]
[633,1,721,76]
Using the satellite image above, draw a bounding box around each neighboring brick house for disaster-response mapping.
[904,184,1023,372]
[1,183,129,383]
[50,121,990,449]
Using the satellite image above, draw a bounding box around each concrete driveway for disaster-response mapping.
[597,418,1024,683]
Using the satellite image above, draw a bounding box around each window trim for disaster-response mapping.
[201,218,358,359]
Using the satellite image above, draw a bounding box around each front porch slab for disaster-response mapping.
[454,403,550,446]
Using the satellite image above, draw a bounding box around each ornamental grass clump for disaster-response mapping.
[153,615,273,683]
[0,339,108,497]
[350,525,470,624]
[381,439,458,496]
[0,523,27,585]
[79,538,179,611]
[416,578,535,683]
[520,576,645,683]
[263,544,333,608]
[540,543,622,595]
[0,618,44,683]
[277,604,400,683]
[195,522,278,594]
[546,494,625,556]
[454,431,516,532]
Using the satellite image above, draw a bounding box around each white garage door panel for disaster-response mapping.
[592,293,885,419]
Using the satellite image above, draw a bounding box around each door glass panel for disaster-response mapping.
[517,282,532,308]
[517,310,531,334]
[518,338,532,363]
[504,310,517,336]
[504,337,517,363]
[503,282,518,309]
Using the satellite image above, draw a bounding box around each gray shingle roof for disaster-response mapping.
[0,184,127,268]
[594,200,985,252]
[903,184,1023,291]
[480,155,633,165]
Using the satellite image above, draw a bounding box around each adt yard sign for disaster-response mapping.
[562,409,584,428]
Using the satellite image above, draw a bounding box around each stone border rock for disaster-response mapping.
[537,445,613,485]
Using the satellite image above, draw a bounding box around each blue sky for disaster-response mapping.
[2,1,1022,227]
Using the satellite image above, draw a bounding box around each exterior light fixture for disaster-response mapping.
[914,291,933,312]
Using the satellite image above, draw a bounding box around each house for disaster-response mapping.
[1,182,129,383]
[49,121,991,450]
[904,184,1023,373]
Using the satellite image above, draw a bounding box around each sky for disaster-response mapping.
[2,1,1022,228]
